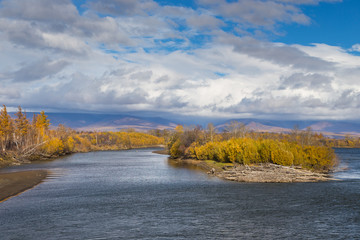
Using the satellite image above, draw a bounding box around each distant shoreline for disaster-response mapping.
[0,170,48,202]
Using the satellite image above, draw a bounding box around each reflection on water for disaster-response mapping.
[167,158,207,172]
[0,148,359,239]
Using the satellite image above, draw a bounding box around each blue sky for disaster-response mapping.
[279,0,360,50]
[0,0,360,120]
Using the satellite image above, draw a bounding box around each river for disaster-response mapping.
[0,148,359,239]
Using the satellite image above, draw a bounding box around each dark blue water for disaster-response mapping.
[0,148,359,239]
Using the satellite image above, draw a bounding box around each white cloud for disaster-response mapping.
[41,33,89,54]
[350,44,360,52]
[0,0,359,121]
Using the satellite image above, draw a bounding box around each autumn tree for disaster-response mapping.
[290,124,300,143]
[0,105,14,151]
[302,127,315,146]
[167,125,183,157]
[35,111,50,143]
[206,123,217,142]
[224,120,247,139]
[183,125,204,146]
[14,106,30,149]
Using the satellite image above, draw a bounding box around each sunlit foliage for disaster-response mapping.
[0,105,13,152]
[167,123,337,172]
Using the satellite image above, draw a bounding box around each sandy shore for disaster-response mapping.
[0,170,48,202]
[169,158,336,183]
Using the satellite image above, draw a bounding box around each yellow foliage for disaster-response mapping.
[65,137,75,152]
[78,137,92,151]
[170,139,182,158]
[181,136,336,171]
[214,141,229,163]
[35,111,50,137]
[175,125,184,134]
[303,146,336,171]
[43,137,64,155]
[185,142,198,158]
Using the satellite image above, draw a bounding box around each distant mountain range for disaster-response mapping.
[217,119,360,138]
[45,113,178,131]
[14,112,360,137]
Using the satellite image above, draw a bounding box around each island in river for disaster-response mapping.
[165,125,339,183]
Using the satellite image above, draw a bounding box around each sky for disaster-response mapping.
[1,0,360,121]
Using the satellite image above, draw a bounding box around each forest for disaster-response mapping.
[0,105,164,167]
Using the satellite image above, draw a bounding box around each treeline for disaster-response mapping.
[166,122,337,172]
[326,136,360,148]
[0,105,164,166]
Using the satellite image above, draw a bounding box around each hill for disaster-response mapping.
[16,112,178,132]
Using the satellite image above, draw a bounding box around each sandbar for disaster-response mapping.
[0,170,48,202]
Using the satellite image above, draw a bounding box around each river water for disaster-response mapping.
[0,148,359,239]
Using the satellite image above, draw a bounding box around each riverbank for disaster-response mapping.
[168,158,336,183]
[0,170,48,202]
